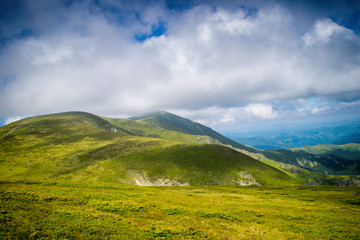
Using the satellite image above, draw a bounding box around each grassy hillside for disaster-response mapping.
[262,148,360,175]
[1,182,359,239]
[127,111,360,176]
[104,117,218,144]
[131,111,256,152]
[1,111,359,239]
[0,111,299,186]
[0,112,176,182]
[235,148,360,186]
[291,143,360,161]
[110,144,299,186]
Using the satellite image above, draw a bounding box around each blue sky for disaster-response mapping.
[0,0,359,131]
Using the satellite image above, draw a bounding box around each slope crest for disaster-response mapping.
[131,111,256,152]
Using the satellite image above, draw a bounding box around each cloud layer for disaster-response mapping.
[0,0,359,127]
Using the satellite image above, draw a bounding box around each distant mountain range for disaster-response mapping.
[224,124,360,150]
[261,143,360,175]
[0,111,359,186]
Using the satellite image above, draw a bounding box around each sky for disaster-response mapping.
[0,0,359,131]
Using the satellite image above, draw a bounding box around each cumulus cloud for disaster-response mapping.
[171,103,280,127]
[245,104,279,120]
[303,18,354,46]
[311,106,330,115]
[0,0,359,128]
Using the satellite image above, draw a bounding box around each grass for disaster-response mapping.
[105,117,217,144]
[262,148,360,175]
[236,149,360,186]
[1,111,359,186]
[130,111,256,152]
[0,112,300,186]
[112,144,299,186]
[0,112,180,182]
[1,181,359,239]
[292,143,360,161]
[1,112,360,239]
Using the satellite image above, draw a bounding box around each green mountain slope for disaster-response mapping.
[104,117,218,144]
[129,111,360,176]
[131,111,256,152]
[291,143,360,161]
[262,148,360,175]
[89,144,299,186]
[235,148,360,186]
[0,111,299,186]
[0,112,175,182]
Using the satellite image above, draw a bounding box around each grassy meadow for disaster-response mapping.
[1,181,360,239]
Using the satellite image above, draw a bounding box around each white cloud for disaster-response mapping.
[303,18,354,46]
[245,104,279,120]
[311,106,330,115]
[0,1,359,127]
[342,100,360,107]
[171,104,280,127]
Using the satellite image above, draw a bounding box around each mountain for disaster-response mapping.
[0,111,299,186]
[259,143,360,175]
[262,149,360,175]
[103,116,218,145]
[1,111,358,186]
[291,143,360,160]
[130,111,256,152]
[128,111,360,176]
[224,123,360,150]
[234,148,360,186]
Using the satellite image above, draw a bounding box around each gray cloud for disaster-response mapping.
[0,0,359,127]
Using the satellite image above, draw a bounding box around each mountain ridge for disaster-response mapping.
[130,111,256,152]
[0,111,358,186]
[0,111,299,186]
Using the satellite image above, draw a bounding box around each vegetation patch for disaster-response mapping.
[1,182,359,239]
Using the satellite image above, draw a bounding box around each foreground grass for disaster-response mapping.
[1,182,359,239]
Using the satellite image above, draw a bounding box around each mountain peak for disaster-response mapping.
[130,110,255,152]
[129,110,171,120]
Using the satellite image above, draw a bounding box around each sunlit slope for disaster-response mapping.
[131,111,256,152]
[291,143,360,161]
[70,144,299,186]
[0,112,177,182]
[0,112,298,186]
[128,111,360,177]
[105,117,218,144]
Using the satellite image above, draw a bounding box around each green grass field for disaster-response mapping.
[1,182,359,239]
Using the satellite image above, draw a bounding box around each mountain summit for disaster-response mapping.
[130,111,255,152]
